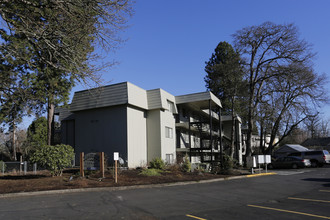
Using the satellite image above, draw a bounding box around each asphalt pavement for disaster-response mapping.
[0,166,329,219]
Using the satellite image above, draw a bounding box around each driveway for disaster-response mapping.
[0,166,329,219]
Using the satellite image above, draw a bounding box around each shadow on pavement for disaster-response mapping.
[302,178,330,187]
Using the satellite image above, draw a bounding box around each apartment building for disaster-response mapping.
[57,82,242,167]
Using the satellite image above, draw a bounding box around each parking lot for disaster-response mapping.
[0,166,329,219]
[181,167,330,220]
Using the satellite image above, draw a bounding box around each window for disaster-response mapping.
[165,127,173,138]
[167,100,175,113]
[166,154,174,164]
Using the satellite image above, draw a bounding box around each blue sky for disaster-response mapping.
[83,0,330,94]
[24,0,330,128]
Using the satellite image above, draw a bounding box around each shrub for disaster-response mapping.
[149,157,165,170]
[181,154,191,172]
[30,144,74,177]
[139,168,162,176]
[220,154,234,174]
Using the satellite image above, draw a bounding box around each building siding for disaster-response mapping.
[147,89,162,110]
[127,106,147,167]
[160,109,176,163]
[127,83,148,110]
[147,110,161,163]
[74,106,128,163]
[70,82,128,112]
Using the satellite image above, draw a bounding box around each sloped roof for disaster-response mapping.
[275,144,309,153]
[69,82,148,112]
[68,82,221,113]
[301,137,330,147]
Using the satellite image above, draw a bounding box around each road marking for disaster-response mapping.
[186,214,207,220]
[288,197,330,203]
[247,173,277,178]
[320,190,330,193]
[248,204,330,219]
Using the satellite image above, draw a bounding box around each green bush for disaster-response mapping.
[0,161,6,172]
[220,154,234,174]
[149,157,165,170]
[139,168,162,176]
[30,144,74,177]
[181,154,191,172]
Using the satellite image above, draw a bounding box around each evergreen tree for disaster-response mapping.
[24,117,47,158]
[0,0,133,145]
[205,41,246,158]
[0,30,32,160]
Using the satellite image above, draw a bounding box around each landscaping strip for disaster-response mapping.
[0,173,276,198]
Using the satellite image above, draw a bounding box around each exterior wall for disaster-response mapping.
[62,82,225,168]
[74,106,127,164]
[160,109,176,164]
[127,83,148,109]
[147,110,161,163]
[127,106,147,167]
[61,120,75,148]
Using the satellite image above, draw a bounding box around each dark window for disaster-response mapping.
[289,152,301,156]
[305,151,321,156]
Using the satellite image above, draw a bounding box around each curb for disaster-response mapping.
[0,172,277,199]
[246,172,277,178]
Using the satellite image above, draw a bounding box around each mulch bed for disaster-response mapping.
[0,168,247,194]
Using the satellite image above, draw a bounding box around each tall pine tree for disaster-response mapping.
[0,0,133,145]
[205,41,246,159]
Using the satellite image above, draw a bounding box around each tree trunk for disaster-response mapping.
[230,96,235,159]
[246,92,254,157]
[47,99,55,146]
[12,121,16,161]
[260,123,264,154]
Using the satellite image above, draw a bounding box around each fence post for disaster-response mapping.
[100,152,105,178]
[24,161,27,175]
[20,156,23,174]
[80,152,84,177]
[33,163,37,175]
[2,162,4,175]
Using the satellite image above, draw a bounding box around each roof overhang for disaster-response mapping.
[175,92,222,112]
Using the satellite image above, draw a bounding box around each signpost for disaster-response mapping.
[247,155,272,174]
[114,152,119,183]
[80,152,84,177]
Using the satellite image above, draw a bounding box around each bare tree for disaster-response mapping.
[233,22,318,157]
[304,115,330,138]
[261,62,326,153]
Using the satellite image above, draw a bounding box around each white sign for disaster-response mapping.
[114,152,119,161]
[257,155,265,164]
[265,155,271,164]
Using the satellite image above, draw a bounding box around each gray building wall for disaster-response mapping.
[147,110,161,163]
[61,120,75,148]
[74,105,128,164]
[127,106,148,167]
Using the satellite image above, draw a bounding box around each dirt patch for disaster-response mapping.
[0,168,247,194]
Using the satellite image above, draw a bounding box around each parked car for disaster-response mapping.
[267,156,311,169]
[287,150,330,167]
